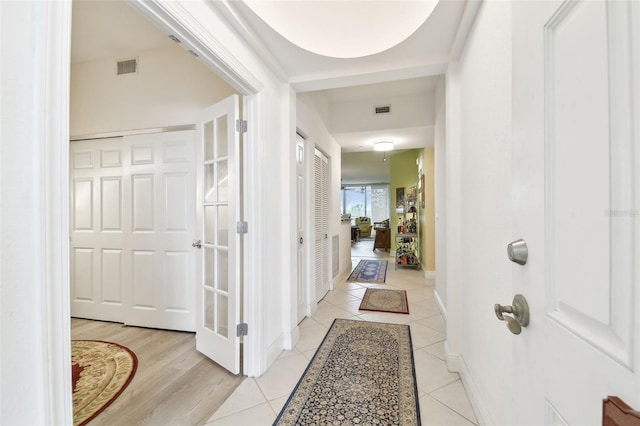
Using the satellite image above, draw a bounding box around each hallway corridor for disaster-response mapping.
[207,236,477,425]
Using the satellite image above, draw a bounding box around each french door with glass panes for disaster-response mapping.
[195,94,242,374]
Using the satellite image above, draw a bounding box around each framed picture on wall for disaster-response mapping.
[406,185,416,201]
[396,187,405,213]
[420,174,425,209]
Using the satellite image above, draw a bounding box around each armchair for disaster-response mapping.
[355,217,373,238]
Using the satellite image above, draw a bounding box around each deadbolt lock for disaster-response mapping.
[507,239,528,265]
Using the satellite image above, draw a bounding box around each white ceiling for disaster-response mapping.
[71,0,467,183]
[71,0,176,63]
[217,0,467,92]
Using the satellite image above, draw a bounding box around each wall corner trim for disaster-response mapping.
[446,343,493,426]
[434,288,447,321]
[423,270,436,280]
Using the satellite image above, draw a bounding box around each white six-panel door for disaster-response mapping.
[511,0,639,423]
[70,130,197,331]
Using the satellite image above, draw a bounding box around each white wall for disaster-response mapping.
[70,45,237,135]
[1,1,73,424]
[434,76,447,314]
[445,2,515,424]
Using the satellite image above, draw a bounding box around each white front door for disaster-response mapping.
[70,130,197,331]
[511,1,639,423]
[195,94,242,374]
[296,133,307,323]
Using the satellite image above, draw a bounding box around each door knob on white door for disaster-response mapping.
[495,294,530,335]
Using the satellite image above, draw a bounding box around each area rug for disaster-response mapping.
[359,288,410,314]
[274,319,420,425]
[71,340,138,426]
[347,259,388,283]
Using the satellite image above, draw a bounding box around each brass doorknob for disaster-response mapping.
[494,294,530,335]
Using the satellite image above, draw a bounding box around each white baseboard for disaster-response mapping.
[423,270,436,280]
[266,334,284,369]
[444,340,461,372]
[282,326,300,351]
[445,343,492,425]
[332,268,351,288]
[434,288,447,322]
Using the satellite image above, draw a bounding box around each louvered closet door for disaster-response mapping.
[314,149,330,303]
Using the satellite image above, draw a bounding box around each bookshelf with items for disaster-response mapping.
[395,185,420,269]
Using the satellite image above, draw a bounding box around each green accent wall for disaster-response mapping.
[390,150,420,252]
[389,148,435,272]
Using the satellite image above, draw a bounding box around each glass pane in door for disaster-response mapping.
[217,160,229,202]
[217,249,229,292]
[217,205,229,246]
[216,293,229,338]
[204,288,215,330]
[204,206,217,245]
[204,247,215,287]
[204,121,214,161]
[216,116,228,158]
[205,164,216,203]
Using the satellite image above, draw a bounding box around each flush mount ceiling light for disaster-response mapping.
[243,0,440,58]
[373,139,394,152]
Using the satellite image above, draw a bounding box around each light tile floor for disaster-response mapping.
[206,236,477,425]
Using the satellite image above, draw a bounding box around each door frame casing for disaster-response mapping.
[35,1,268,424]
[117,0,267,377]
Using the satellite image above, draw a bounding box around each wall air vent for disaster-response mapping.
[117,58,138,76]
[168,35,181,43]
[374,105,391,115]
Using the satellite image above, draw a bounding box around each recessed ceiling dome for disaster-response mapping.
[243,0,440,58]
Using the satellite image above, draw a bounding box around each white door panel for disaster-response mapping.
[314,149,330,303]
[124,131,197,331]
[511,1,639,423]
[70,130,197,331]
[70,138,125,322]
[296,134,306,323]
[195,94,242,374]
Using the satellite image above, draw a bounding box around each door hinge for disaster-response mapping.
[236,119,247,133]
[236,323,248,337]
[236,221,248,234]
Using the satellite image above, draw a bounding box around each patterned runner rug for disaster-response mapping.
[72,340,138,426]
[347,259,388,283]
[359,288,410,314]
[274,319,420,425]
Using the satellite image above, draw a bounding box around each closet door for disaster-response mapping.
[314,148,330,303]
[70,138,125,322]
[70,130,197,331]
[123,131,196,331]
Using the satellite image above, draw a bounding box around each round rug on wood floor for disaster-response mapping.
[72,340,138,426]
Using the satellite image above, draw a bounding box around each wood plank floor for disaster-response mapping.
[71,318,244,425]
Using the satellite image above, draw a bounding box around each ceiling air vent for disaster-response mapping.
[374,105,391,115]
[117,58,138,76]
